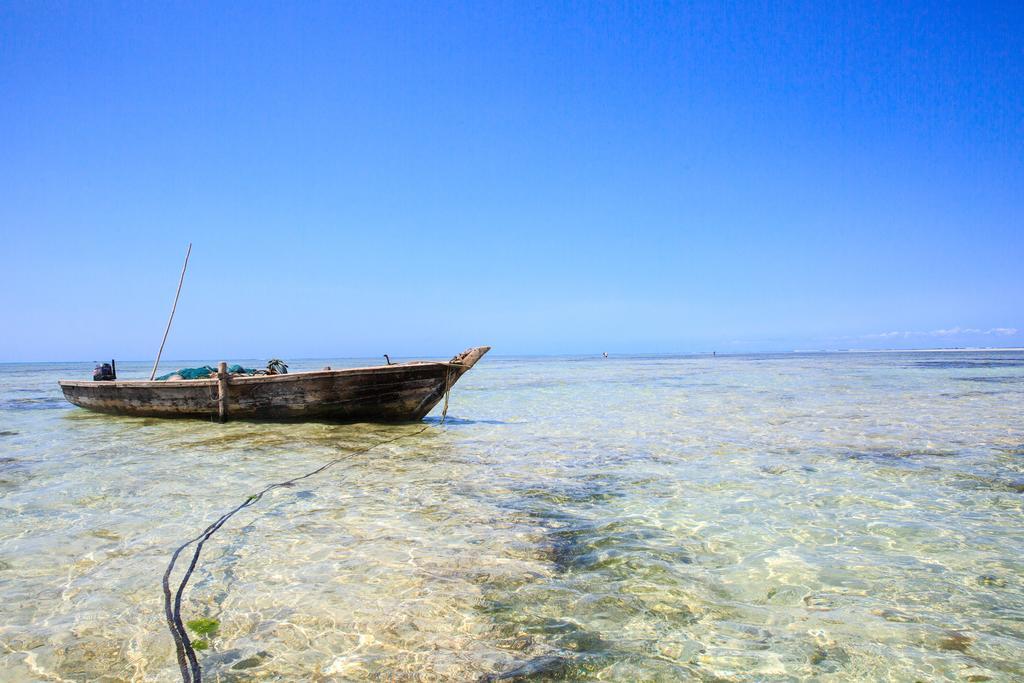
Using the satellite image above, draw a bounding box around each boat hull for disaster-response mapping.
[58,347,489,422]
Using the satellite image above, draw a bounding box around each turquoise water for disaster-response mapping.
[0,351,1022,681]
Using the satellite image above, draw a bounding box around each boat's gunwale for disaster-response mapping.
[57,360,453,389]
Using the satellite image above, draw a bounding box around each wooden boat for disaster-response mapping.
[59,347,490,422]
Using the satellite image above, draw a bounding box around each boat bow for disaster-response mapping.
[449,346,491,372]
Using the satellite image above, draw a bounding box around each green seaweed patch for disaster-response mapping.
[186,618,220,637]
[192,639,209,651]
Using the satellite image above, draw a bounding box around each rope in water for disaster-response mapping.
[163,365,457,682]
[441,362,455,425]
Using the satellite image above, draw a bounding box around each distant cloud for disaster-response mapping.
[864,326,1018,339]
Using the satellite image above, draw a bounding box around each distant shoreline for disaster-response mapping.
[793,347,1024,354]
[3,347,1024,364]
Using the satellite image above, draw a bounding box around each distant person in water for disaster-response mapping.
[602,352,608,358]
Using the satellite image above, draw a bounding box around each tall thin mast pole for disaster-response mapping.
[150,243,192,380]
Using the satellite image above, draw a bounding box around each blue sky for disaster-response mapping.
[2,2,1022,361]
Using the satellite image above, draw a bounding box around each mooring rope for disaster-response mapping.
[162,424,431,683]
[440,362,455,425]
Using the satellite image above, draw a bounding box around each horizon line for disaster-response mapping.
[3,346,1024,365]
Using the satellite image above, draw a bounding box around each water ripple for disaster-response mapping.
[0,353,1022,680]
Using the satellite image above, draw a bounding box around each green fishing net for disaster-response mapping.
[155,364,258,381]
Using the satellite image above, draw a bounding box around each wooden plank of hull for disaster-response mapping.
[58,346,489,422]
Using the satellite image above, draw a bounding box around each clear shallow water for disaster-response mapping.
[0,352,1022,682]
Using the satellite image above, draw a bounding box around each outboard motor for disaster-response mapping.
[93,359,116,381]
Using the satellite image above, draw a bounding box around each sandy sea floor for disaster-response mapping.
[0,351,1022,681]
